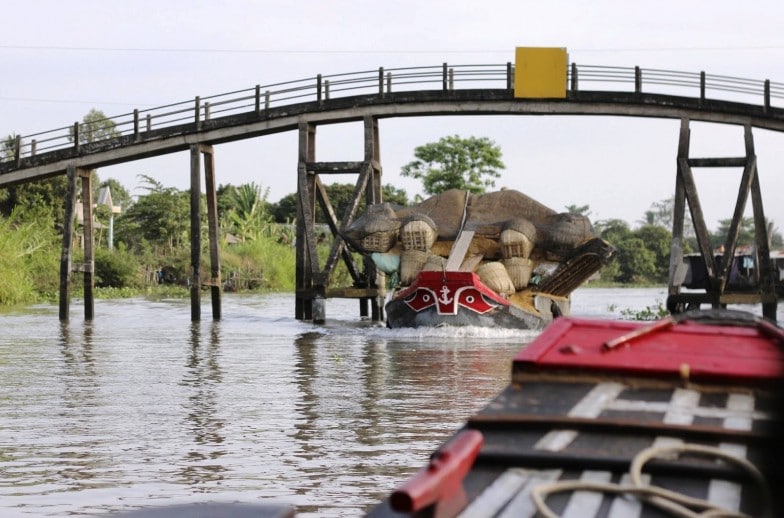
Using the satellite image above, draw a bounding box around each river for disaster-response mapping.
[0,287,779,517]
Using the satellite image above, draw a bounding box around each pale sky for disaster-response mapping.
[3,0,784,231]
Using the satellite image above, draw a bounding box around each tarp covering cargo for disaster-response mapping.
[344,188,600,264]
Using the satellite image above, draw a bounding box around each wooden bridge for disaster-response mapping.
[2,59,783,322]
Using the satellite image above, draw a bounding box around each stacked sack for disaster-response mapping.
[499,218,536,291]
[399,215,438,285]
[359,204,401,253]
[476,262,516,297]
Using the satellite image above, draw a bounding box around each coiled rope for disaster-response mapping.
[531,443,771,518]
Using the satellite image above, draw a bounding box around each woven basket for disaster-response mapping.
[400,218,437,251]
[400,249,428,285]
[361,230,398,253]
[500,229,534,259]
[503,257,533,290]
[423,254,446,272]
[477,262,515,296]
[503,217,537,237]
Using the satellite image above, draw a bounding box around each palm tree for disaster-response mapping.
[225,182,271,241]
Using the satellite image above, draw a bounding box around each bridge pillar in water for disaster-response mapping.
[189,144,222,321]
[58,165,95,321]
[295,115,385,323]
[667,118,778,321]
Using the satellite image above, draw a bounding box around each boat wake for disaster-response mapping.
[316,321,541,341]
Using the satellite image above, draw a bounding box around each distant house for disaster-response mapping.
[74,186,123,249]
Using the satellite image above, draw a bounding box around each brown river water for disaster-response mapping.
[1,288,779,517]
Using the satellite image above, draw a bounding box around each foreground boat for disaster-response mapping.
[369,309,784,518]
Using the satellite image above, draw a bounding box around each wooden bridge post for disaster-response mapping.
[58,164,78,321]
[80,169,95,320]
[188,143,222,321]
[202,145,222,320]
[744,126,778,319]
[295,122,319,321]
[59,166,95,321]
[363,115,384,321]
[294,116,386,323]
[190,145,202,321]
[667,119,777,321]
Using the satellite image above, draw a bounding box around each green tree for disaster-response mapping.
[641,197,675,228]
[565,204,591,217]
[270,183,408,223]
[616,237,657,283]
[271,192,297,223]
[634,224,672,283]
[642,196,698,253]
[115,175,190,254]
[595,219,631,282]
[1,133,70,224]
[382,184,409,206]
[0,175,69,224]
[1,133,17,161]
[596,219,673,284]
[69,108,120,144]
[401,135,505,195]
[221,182,272,242]
[595,219,632,244]
[712,217,756,248]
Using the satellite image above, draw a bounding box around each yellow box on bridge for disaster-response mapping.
[514,47,568,98]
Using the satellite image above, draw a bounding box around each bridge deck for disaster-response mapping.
[2,63,784,187]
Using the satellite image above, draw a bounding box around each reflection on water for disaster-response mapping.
[179,322,225,488]
[0,289,779,517]
[55,321,106,491]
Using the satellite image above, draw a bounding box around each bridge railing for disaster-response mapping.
[3,63,783,167]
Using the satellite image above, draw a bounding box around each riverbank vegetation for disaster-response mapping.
[1,172,779,306]
[2,129,781,306]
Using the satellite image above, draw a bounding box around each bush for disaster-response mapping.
[94,247,142,288]
[222,235,295,291]
[0,214,59,304]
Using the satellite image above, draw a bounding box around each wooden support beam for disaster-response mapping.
[668,120,690,301]
[314,176,361,286]
[59,164,78,321]
[202,145,222,320]
[340,159,374,318]
[189,145,202,321]
[326,287,383,299]
[294,116,386,323]
[363,115,384,321]
[688,157,748,168]
[744,126,777,320]
[365,115,382,205]
[679,156,720,297]
[668,291,777,308]
[668,172,687,298]
[306,161,363,174]
[295,122,319,321]
[80,169,94,320]
[718,155,755,293]
[668,122,778,322]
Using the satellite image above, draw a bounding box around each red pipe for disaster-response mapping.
[390,429,483,514]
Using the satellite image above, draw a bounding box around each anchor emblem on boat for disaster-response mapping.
[438,285,453,305]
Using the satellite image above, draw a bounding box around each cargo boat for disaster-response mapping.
[344,189,616,330]
[384,236,615,329]
[369,309,784,518]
